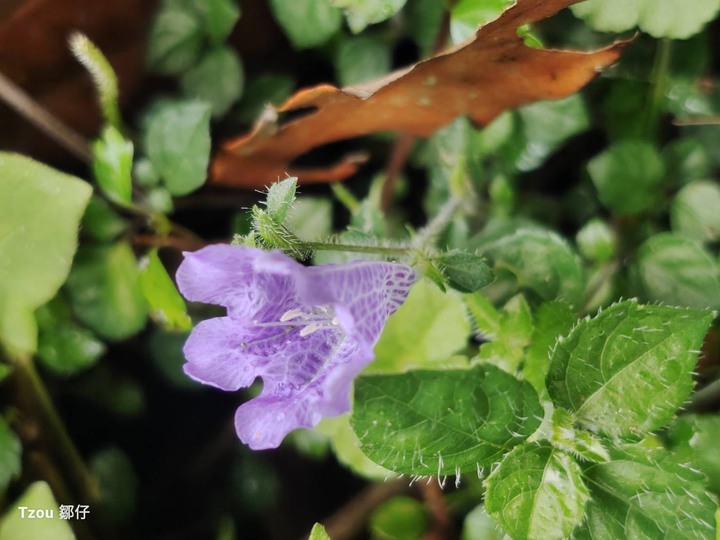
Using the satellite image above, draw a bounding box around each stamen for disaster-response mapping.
[299,322,324,337]
[280,308,305,322]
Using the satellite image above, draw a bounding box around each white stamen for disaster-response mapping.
[299,322,324,337]
[280,308,305,322]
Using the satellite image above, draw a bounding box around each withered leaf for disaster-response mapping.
[212,0,628,188]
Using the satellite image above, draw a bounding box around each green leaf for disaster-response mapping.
[265,177,297,224]
[524,301,575,393]
[91,448,138,523]
[181,46,244,117]
[309,523,331,540]
[0,153,92,357]
[546,300,714,440]
[574,445,717,540]
[351,364,543,475]
[315,415,394,480]
[146,5,203,74]
[514,95,590,172]
[332,0,406,33]
[576,218,615,263]
[0,482,75,540]
[236,74,295,124]
[464,291,501,338]
[588,140,665,215]
[450,0,513,43]
[437,251,494,293]
[198,0,241,44]
[370,280,471,373]
[663,137,713,186]
[407,0,445,56]
[571,0,720,39]
[462,505,505,540]
[0,417,21,493]
[666,414,720,494]
[369,497,428,540]
[485,443,590,540]
[335,35,391,86]
[81,197,127,242]
[138,249,192,332]
[145,100,211,196]
[66,242,148,341]
[671,181,720,243]
[478,228,585,306]
[636,233,720,310]
[92,126,133,206]
[549,408,610,464]
[36,298,105,375]
[475,294,533,373]
[269,0,342,49]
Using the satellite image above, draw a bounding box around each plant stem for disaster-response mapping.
[0,69,92,162]
[644,38,672,141]
[413,196,463,249]
[10,354,99,504]
[305,241,411,258]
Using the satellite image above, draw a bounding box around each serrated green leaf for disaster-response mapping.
[315,414,394,480]
[667,414,720,494]
[266,177,297,224]
[36,298,105,375]
[309,523,331,540]
[146,5,203,74]
[269,0,341,49]
[550,409,610,464]
[478,228,584,306]
[335,35,391,86]
[588,140,665,215]
[636,233,720,310]
[0,482,75,540]
[0,153,92,357]
[485,442,590,540]
[66,242,147,341]
[144,100,211,196]
[0,417,21,493]
[370,280,471,373]
[524,301,575,394]
[573,446,717,540]
[181,46,244,117]
[671,181,720,243]
[369,497,428,540]
[92,125,133,206]
[138,249,192,332]
[351,364,543,475]
[571,0,720,39]
[332,0,406,33]
[437,251,494,293]
[547,300,714,440]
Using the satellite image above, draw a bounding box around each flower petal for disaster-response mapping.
[183,317,266,390]
[177,245,296,321]
[235,395,320,450]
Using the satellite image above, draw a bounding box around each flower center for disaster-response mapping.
[252,305,340,337]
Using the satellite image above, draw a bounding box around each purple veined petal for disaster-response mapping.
[176,245,297,322]
[177,245,417,450]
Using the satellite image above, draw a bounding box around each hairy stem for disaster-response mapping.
[305,241,411,258]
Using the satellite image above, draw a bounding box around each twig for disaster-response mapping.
[379,9,452,211]
[419,481,454,540]
[0,69,92,162]
[673,116,720,126]
[318,479,411,540]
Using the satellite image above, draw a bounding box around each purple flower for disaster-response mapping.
[176,245,415,450]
